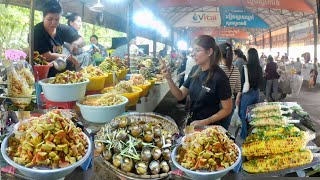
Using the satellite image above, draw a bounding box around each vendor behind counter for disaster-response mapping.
[33,1,85,77]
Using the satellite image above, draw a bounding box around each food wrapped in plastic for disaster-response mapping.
[18,61,35,85]
[3,60,33,98]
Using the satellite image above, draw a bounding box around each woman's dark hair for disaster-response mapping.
[242,54,247,62]
[90,35,98,40]
[267,55,274,63]
[65,12,80,26]
[43,0,63,17]
[191,35,222,85]
[234,49,243,58]
[219,43,233,70]
[247,48,262,87]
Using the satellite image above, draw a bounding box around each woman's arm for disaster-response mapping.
[70,37,85,52]
[190,98,233,126]
[166,78,188,101]
[41,52,65,62]
[162,63,188,101]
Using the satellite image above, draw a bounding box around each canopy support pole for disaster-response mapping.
[127,0,134,70]
[171,29,174,51]
[153,33,157,58]
[262,33,265,50]
[286,24,290,57]
[28,0,35,65]
[313,17,318,60]
[269,29,272,51]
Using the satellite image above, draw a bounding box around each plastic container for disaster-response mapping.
[1,132,92,180]
[136,81,151,97]
[171,144,241,180]
[104,73,114,87]
[148,78,156,89]
[118,69,129,80]
[94,57,105,66]
[33,64,52,81]
[101,86,142,107]
[86,75,108,91]
[76,94,128,123]
[39,78,89,102]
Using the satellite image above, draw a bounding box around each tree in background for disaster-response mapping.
[0,4,126,57]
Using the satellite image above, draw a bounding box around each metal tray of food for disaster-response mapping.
[242,140,320,177]
[242,111,320,177]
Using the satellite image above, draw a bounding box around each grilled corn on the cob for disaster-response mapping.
[243,149,313,173]
[250,116,292,126]
[252,126,300,136]
[251,104,280,112]
[242,131,308,157]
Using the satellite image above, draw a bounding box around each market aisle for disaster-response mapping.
[155,81,320,132]
[285,82,320,126]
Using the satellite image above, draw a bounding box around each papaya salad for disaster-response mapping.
[176,126,239,171]
[81,93,125,106]
[6,110,88,168]
[50,70,85,84]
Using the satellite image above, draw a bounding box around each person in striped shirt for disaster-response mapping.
[218,43,242,129]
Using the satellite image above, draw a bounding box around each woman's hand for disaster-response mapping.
[67,56,80,70]
[190,119,209,126]
[161,62,172,80]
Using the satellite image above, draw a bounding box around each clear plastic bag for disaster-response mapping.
[3,60,33,97]
[230,106,242,127]
[279,71,292,94]
[291,74,303,96]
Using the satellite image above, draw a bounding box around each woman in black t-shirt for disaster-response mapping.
[34,1,85,77]
[161,35,232,129]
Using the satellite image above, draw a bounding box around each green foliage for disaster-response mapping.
[0,4,42,55]
[0,4,126,57]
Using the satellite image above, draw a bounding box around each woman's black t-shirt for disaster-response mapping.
[34,22,81,77]
[183,65,232,126]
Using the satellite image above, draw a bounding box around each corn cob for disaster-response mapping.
[249,116,299,126]
[251,104,281,112]
[242,131,308,157]
[243,149,313,173]
[251,109,282,118]
[252,126,300,136]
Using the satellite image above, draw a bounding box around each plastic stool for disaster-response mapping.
[86,90,101,96]
[45,100,76,109]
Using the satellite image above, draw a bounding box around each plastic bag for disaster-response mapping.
[230,106,242,127]
[3,60,33,97]
[279,71,292,94]
[291,74,303,96]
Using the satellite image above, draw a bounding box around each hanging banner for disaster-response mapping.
[156,0,314,13]
[190,28,249,39]
[271,28,287,48]
[174,12,221,27]
[220,6,269,28]
[289,20,314,46]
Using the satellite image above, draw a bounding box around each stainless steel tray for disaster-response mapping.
[242,141,320,177]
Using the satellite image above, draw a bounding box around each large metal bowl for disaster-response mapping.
[39,78,89,102]
[171,143,241,180]
[1,132,92,180]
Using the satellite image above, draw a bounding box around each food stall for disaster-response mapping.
[1,0,320,179]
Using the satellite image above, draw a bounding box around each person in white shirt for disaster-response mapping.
[294,58,302,75]
[183,54,197,81]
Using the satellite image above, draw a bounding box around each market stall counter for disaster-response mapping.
[1,101,320,180]
[136,73,178,113]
